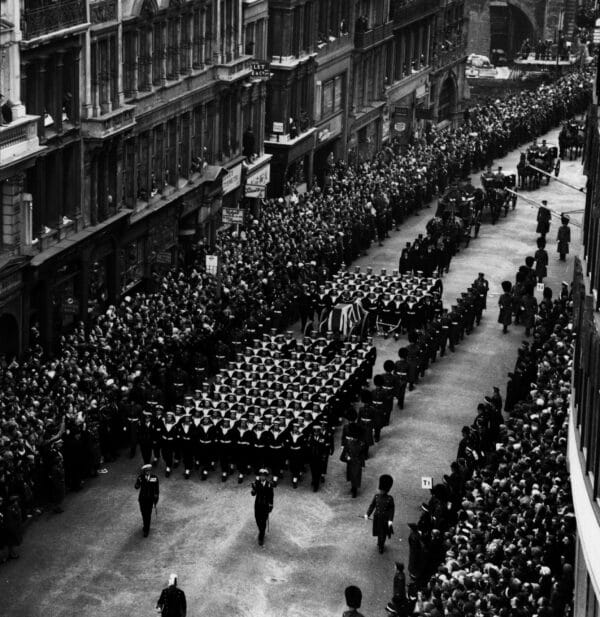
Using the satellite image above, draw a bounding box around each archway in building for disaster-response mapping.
[437,76,457,123]
[0,313,19,359]
[490,2,535,61]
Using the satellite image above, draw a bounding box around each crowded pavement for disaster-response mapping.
[0,66,588,614]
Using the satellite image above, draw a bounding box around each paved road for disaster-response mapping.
[0,127,585,617]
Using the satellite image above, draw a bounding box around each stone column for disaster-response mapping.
[1,175,23,252]
[130,29,139,97]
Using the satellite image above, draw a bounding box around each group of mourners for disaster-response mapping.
[378,188,578,616]
[382,282,577,617]
[0,68,591,562]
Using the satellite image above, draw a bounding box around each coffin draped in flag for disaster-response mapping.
[327,300,367,338]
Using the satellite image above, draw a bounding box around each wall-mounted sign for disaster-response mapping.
[246,163,271,188]
[394,122,407,132]
[222,163,243,195]
[252,62,270,78]
[222,207,245,225]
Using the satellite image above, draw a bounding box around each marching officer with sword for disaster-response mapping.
[135,463,159,537]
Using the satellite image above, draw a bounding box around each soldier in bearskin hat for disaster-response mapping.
[365,474,395,553]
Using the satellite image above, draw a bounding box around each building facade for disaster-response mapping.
[0,0,270,352]
[569,65,600,617]
[264,0,468,196]
[466,0,577,61]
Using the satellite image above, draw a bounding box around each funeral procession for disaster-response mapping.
[2,0,600,616]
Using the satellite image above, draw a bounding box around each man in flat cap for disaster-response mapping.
[251,468,274,546]
[135,463,159,537]
[156,573,186,617]
[365,474,395,553]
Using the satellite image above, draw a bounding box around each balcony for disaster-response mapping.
[81,105,136,140]
[0,115,45,172]
[316,32,352,57]
[214,56,253,82]
[393,0,440,26]
[22,0,87,40]
[354,21,394,50]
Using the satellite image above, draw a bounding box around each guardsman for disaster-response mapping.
[251,468,274,546]
[365,474,395,553]
[135,463,159,537]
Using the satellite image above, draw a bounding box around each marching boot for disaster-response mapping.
[221,472,227,482]
[238,473,244,484]
[184,469,191,479]
[292,477,298,489]
[165,467,171,478]
[201,469,208,480]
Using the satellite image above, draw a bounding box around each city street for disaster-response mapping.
[0,126,585,617]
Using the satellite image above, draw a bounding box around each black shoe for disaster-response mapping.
[201,471,208,481]
[292,478,298,489]
[143,530,149,538]
[351,487,357,498]
[312,485,319,492]
[238,474,244,484]
[184,470,191,479]
[378,545,385,554]
[165,468,171,478]
[258,535,264,546]
[221,473,227,482]
[320,475,325,484]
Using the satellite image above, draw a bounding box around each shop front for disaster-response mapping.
[30,209,129,349]
[244,153,272,218]
[348,103,385,166]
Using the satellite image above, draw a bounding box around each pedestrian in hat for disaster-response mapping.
[534,237,548,283]
[557,214,571,261]
[156,573,186,617]
[343,585,365,617]
[135,463,159,537]
[365,474,395,553]
[251,468,273,546]
[498,281,513,333]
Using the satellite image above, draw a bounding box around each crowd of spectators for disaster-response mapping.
[0,68,591,561]
[390,267,576,614]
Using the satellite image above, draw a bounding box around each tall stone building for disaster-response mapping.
[0,0,269,352]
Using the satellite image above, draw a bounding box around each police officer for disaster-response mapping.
[135,463,159,537]
[251,468,274,546]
